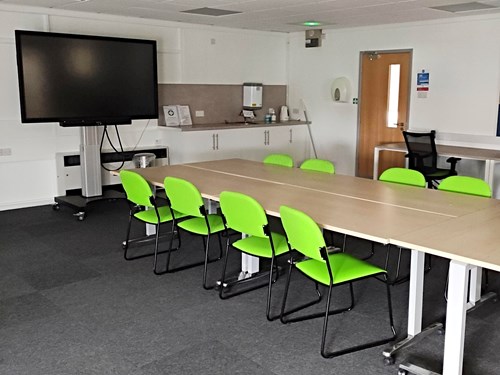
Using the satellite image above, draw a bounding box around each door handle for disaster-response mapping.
[212,134,216,150]
[289,129,293,143]
[216,133,219,150]
[394,122,405,130]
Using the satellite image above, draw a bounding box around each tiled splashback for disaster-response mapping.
[158,84,287,125]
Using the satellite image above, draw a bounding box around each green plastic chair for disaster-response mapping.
[263,153,294,167]
[379,167,426,187]
[379,167,427,284]
[279,205,396,358]
[158,177,225,289]
[120,170,186,265]
[300,158,335,174]
[219,191,289,321]
[438,175,491,197]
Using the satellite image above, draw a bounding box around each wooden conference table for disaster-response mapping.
[373,142,500,190]
[128,158,500,375]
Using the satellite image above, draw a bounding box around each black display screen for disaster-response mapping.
[15,30,158,126]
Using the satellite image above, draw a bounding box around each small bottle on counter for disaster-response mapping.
[269,108,276,123]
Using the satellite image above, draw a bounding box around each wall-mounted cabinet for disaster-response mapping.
[160,123,311,166]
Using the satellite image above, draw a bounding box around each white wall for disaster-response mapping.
[0,5,287,210]
[287,15,500,179]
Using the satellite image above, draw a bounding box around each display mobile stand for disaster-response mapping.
[52,127,124,221]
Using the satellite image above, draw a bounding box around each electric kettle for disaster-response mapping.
[280,106,289,122]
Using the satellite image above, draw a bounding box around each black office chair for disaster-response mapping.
[402,130,460,188]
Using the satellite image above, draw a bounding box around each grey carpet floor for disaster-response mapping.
[1,199,499,374]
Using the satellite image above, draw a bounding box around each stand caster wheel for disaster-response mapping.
[384,356,395,366]
[398,370,408,375]
[437,327,445,335]
[52,203,60,211]
[122,241,128,250]
[74,212,86,221]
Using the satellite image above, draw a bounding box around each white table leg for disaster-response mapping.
[408,249,425,336]
[146,223,156,236]
[468,266,482,307]
[484,160,495,193]
[246,254,259,274]
[240,232,259,277]
[442,260,469,375]
[373,146,381,180]
[383,249,430,363]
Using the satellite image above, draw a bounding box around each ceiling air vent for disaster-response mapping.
[181,7,241,16]
[431,2,498,13]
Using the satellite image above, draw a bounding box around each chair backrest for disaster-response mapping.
[263,153,294,168]
[438,176,491,198]
[219,191,268,238]
[164,177,205,217]
[300,159,335,174]
[402,130,438,170]
[120,170,154,208]
[279,205,326,262]
[379,167,426,187]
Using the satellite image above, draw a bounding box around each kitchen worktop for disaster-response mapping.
[159,120,308,132]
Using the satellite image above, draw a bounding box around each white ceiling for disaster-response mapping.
[2,0,500,32]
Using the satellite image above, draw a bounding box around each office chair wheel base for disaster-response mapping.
[52,203,60,211]
[384,356,395,366]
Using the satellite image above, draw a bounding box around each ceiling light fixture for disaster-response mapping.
[303,21,321,27]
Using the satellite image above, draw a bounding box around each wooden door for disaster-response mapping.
[356,51,411,178]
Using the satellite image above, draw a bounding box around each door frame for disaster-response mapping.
[355,48,413,177]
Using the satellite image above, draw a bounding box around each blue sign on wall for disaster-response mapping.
[417,71,429,85]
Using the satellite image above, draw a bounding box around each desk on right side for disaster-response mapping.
[373,142,500,192]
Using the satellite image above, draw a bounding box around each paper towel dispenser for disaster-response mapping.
[331,77,351,103]
[243,83,263,109]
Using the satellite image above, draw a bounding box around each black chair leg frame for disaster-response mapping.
[320,276,396,358]
[122,210,180,261]
[280,259,324,322]
[153,227,223,286]
[201,232,224,289]
[218,237,282,321]
[280,260,351,325]
[280,260,397,358]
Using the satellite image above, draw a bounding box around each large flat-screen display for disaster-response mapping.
[15,30,158,127]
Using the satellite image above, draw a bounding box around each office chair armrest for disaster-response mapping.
[446,157,461,172]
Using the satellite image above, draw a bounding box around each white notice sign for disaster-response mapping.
[163,105,180,126]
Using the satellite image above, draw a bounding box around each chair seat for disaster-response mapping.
[232,232,288,258]
[134,206,186,224]
[177,213,225,235]
[423,168,456,179]
[296,253,386,286]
